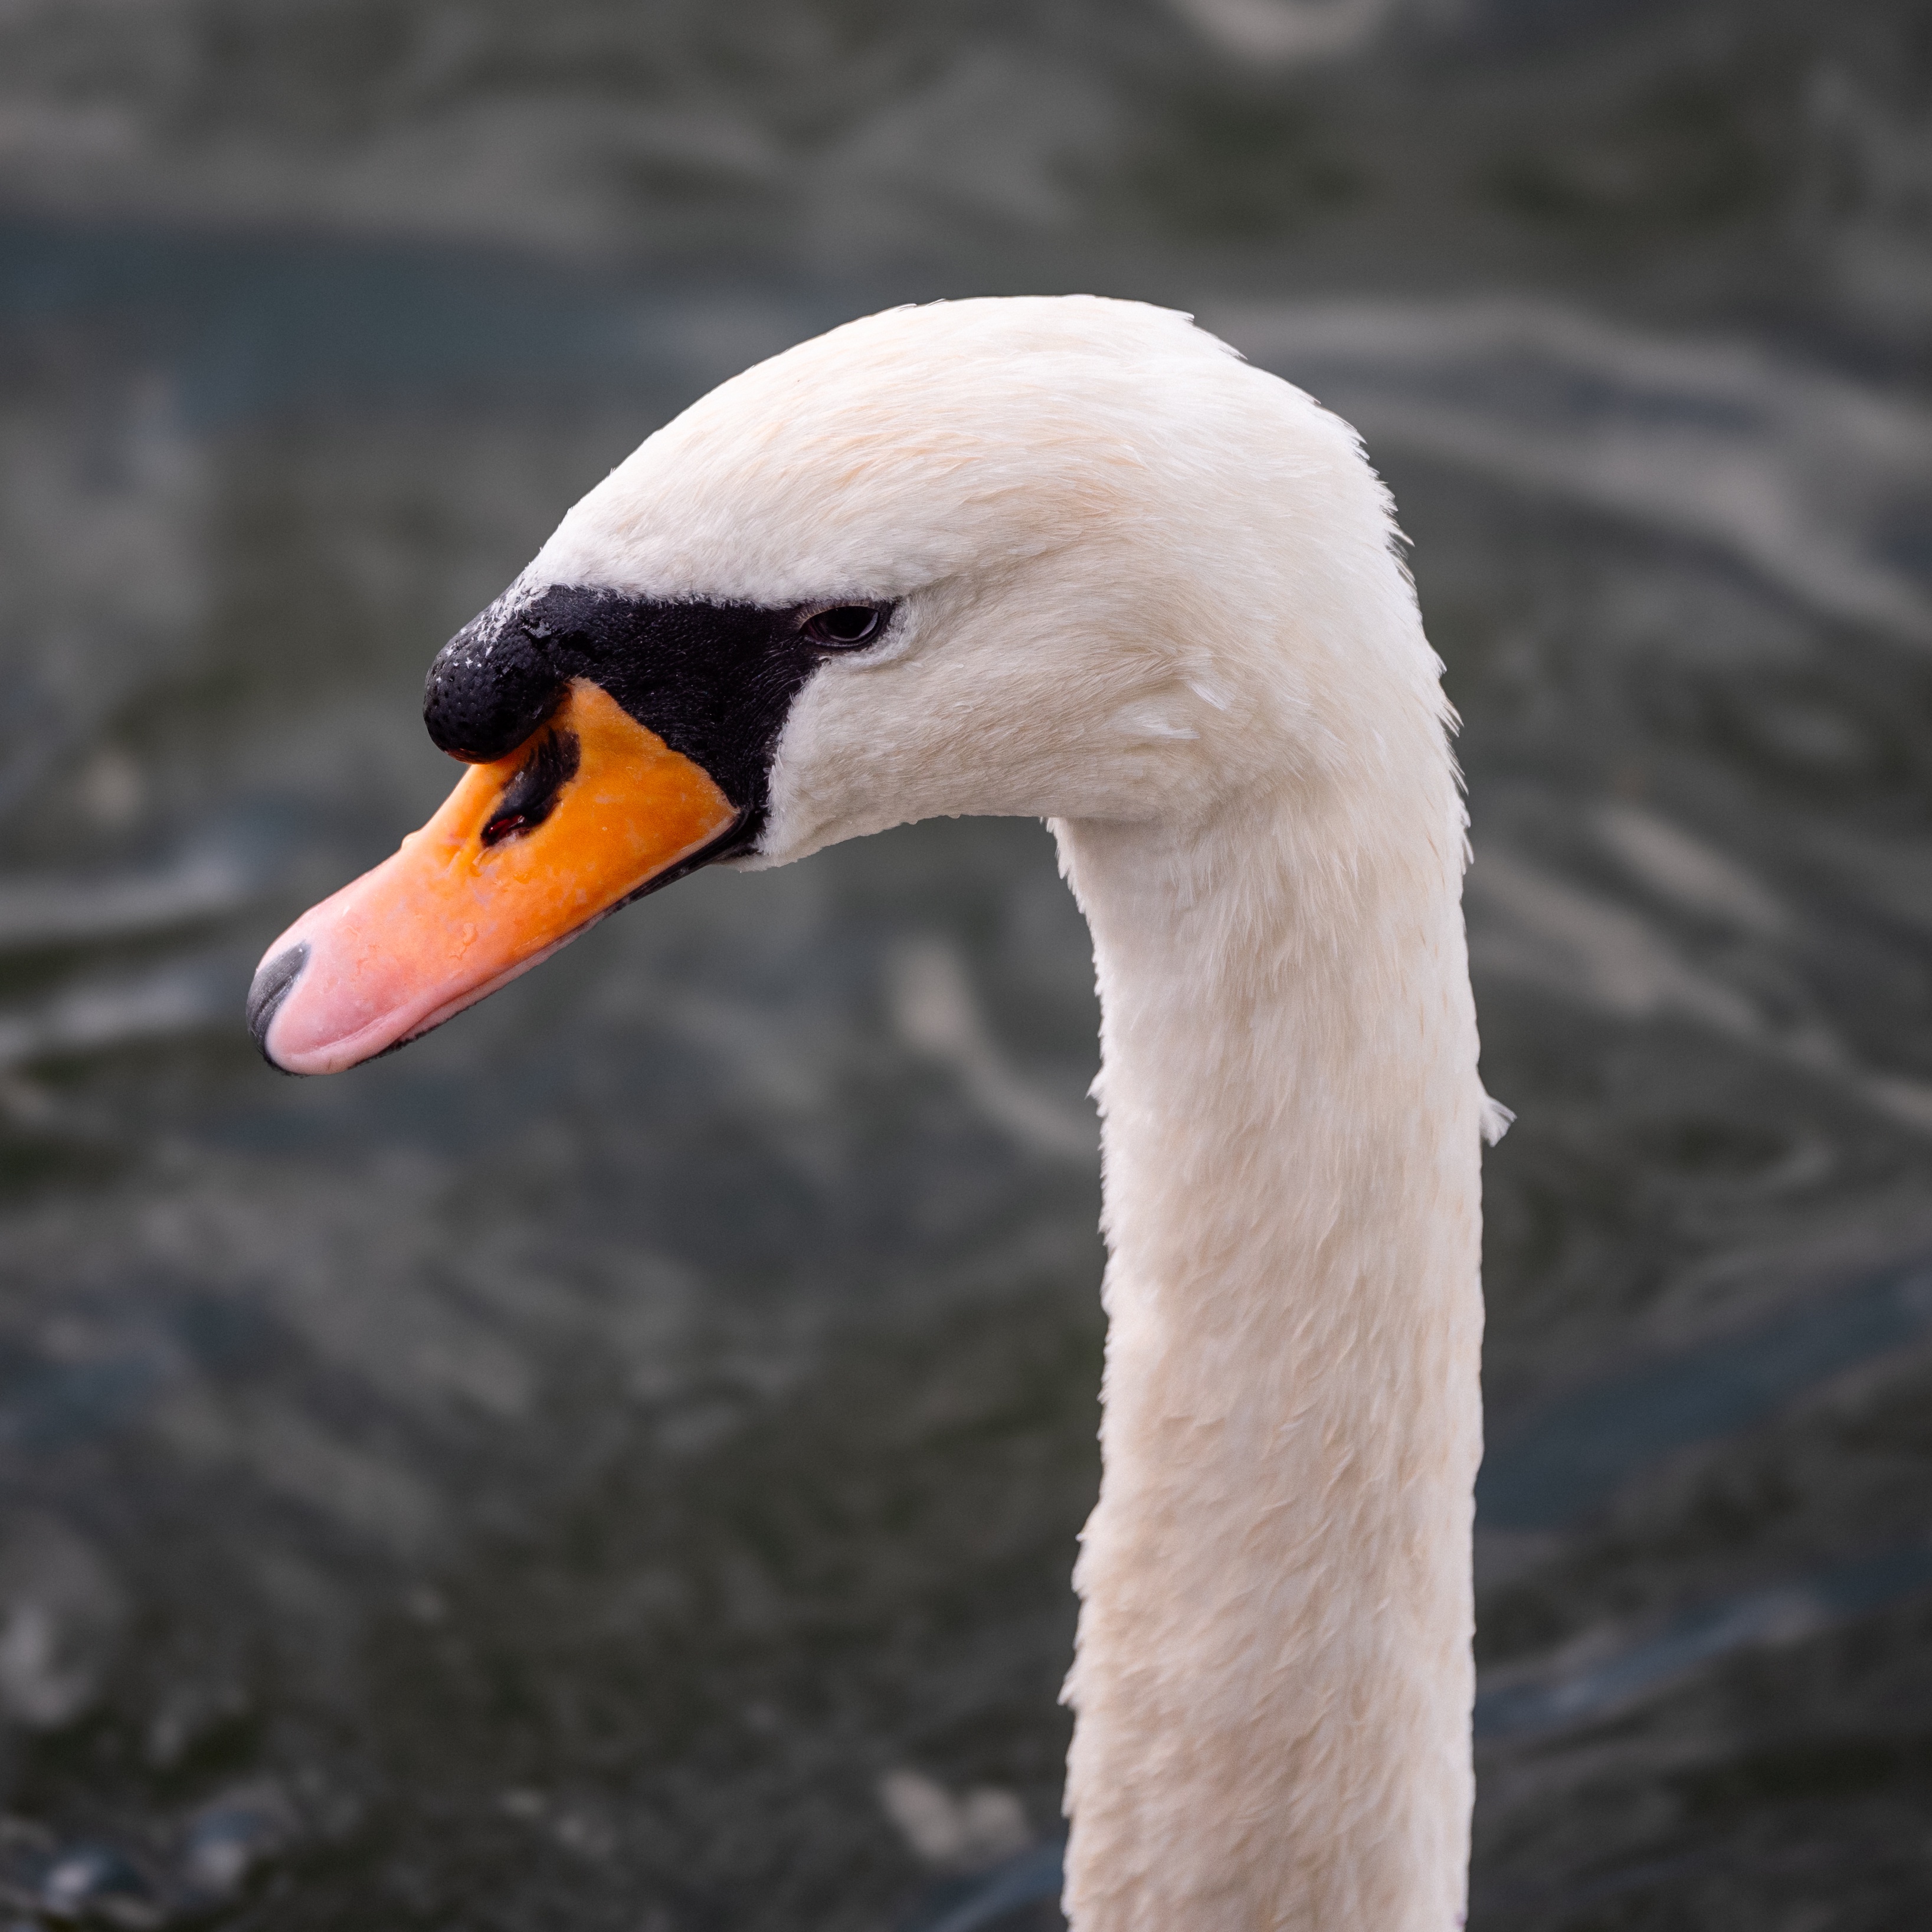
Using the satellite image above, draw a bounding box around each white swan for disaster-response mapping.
[247,296,1493,1932]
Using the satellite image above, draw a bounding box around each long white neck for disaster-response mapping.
[1052,731,1486,1931]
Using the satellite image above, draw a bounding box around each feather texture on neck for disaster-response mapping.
[1053,661,1483,1932]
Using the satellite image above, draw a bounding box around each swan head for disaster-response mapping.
[248,295,1428,1075]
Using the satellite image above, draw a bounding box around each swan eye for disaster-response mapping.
[803,604,886,649]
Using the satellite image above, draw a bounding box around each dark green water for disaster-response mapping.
[1,3,1930,1927]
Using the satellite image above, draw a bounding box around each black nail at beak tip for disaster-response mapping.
[246,943,308,1072]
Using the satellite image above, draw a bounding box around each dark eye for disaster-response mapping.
[804,604,886,649]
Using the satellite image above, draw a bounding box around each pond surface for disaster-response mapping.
[1,2,1931,1927]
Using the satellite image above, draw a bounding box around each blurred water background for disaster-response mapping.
[1,1,1931,1927]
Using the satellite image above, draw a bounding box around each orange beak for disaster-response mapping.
[248,679,738,1074]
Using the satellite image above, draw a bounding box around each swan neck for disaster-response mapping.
[1052,788,1485,1932]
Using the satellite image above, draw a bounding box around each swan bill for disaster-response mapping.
[247,679,739,1075]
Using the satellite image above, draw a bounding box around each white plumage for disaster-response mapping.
[535,297,1491,1930]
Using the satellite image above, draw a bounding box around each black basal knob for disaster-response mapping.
[423,604,569,763]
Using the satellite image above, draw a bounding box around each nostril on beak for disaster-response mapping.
[246,943,309,1070]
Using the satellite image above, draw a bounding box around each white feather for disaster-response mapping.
[524,296,1492,1932]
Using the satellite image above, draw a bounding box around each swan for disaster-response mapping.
[246,296,1495,1932]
